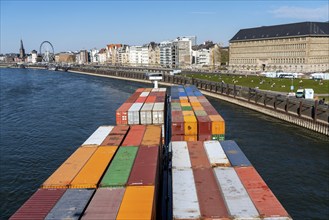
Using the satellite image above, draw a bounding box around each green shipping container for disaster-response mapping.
[182,106,193,111]
[194,110,207,116]
[100,146,138,187]
[212,134,225,141]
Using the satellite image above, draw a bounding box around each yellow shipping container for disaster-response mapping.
[183,115,197,135]
[70,146,118,188]
[184,135,198,141]
[209,114,225,134]
[42,146,97,189]
[179,99,189,104]
[182,111,195,116]
[141,125,162,147]
[116,186,155,220]
[190,101,202,107]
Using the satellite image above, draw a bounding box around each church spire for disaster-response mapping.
[19,39,26,59]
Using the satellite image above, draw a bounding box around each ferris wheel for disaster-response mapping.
[39,41,55,63]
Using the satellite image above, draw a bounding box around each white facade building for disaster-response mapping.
[129,46,143,66]
[159,41,178,68]
[90,48,99,63]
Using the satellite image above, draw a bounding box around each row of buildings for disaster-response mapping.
[54,36,222,69]
[1,21,328,73]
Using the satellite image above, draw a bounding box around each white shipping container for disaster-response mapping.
[140,103,154,125]
[128,103,143,125]
[172,169,200,219]
[140,92,150,97]
[171,141,192,169]
[82,126,114,146]
[152,103,164,124]
[204,141,230,167]
[151,88,160,92]
[214,167,260,219]
[159,88,167,92]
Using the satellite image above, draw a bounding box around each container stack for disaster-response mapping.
[171,140,291,220]
[11,124,162,220]
[170,85,225,142]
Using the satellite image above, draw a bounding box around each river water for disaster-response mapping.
[0,68,328,219]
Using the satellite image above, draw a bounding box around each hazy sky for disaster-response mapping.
[1,0,328,54]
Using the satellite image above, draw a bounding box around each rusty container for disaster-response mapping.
[110,125,130,135]
[171,135,185,141]
[235,166,290,218]
[100,134,125,146]
[141,125,162,147]
[196,115,212,135]
[128,146,159,186]
[198,134,212,141]
[116,103,133,125]
[121,125,146,147]
[81,188,125,220]
[187,141,211,168]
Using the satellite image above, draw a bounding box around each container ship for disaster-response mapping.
[10,84,292,220]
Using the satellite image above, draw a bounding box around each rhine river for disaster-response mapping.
[1,68,328,219]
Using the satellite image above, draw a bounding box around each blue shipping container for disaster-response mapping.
[220,140,252,167]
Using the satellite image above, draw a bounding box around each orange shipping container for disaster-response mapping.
[209,115,225,134]
[42,147,97,188]
[184,115,197,135]
[116,186,155,220]
[141,125,162,147]
[190,102,202,107]
[180,102,191,107]
[144,88,152,92]
[184,135,198,141]
[182,111,194,116]
[70,146,118,188]
[192,106,204,111]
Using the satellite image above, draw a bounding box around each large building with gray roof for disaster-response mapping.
[228,22,329,73]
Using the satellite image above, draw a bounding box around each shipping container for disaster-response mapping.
[151,88,159,92]
[182,111,194,116]
[136,97,147,103]
[100,134,125,146]
[192,168,229,219]
[116,103,133,125]
[171,135,185,141]
[196,115,212,135]
[144,88,152,92]
[146,96,156,103]
[141,125,162,147]
[128,103,143,125]
[125,93,141,103]
[140,91,150,97]
[82,126,114,146]
[209,115,225,135]
[70,146,118,188]
[42,147,97,188]
[10,189,66,220]
[235,167,290,219]
[198,134,212,141]
[155,96,165,102]
[140,103,154,125]
[194,110,207,117]
[100,146,138,187]
[220,140,252,167]
[128,146,159,186]
[172,169,200,219]
[192,106,204,111]
[152,103,164,124]
[214,167,260,219]
[45,189,95,220]
[159,88,167,92]
[121,125,146,147]
[183,115,197,135]
[171,141,192,169]
[81,187,125,220]
[190,102,202,107]
[116,186,155,220]
[136,88,145,93]
[171,111,184,135]
[203,141,230,167]
[183,135,198,141]
[187,141,211,168]
[110,125,130,135]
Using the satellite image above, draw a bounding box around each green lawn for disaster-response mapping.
[182,74,329,94]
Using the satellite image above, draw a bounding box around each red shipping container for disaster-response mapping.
[125,93,141,103]
[171,114,184,135]
[171,135,185,141]
[196,115,212,135]
[101,134,125,146]
[193,168,229,218]
[235,167,290,218]
[155,96,165,102]
[171,99,180,103]
[136,97,147,103]
[121,125,146,146]
[128,146,159,186]
[110,125,130,135]
[136,88,145,93]
[187,141,211,168]
[145,96,156,103]
[198,134,212,141]
[116,103,133,125]
[10,189,66,220]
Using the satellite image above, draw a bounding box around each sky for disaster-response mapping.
[1,0,328,54]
